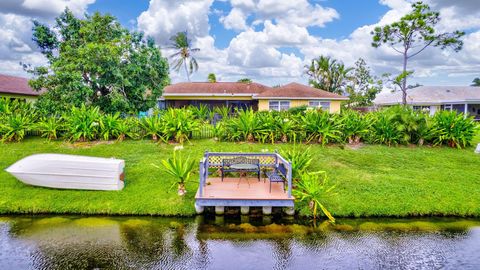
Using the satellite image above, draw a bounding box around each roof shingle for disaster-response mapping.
[0,74,39,96]
[374,86,480,105]
[255,82,348,99]
[163,82,271,95]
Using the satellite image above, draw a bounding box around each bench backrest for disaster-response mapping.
[223,157,259,166]
[277,163,287,177]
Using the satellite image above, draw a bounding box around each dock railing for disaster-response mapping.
[198,151,292,198]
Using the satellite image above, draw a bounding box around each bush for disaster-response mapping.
[300,110,342,145]
[63,105,102,142]
[432,110,477,148]
[35,116,64,140]
[161,108,200,143]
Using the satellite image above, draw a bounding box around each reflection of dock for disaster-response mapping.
[195,152,295,215]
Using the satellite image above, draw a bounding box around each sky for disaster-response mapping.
[0,0,479,87]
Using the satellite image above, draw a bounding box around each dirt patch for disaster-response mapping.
[345,143,365,150]
[63,140,116,148]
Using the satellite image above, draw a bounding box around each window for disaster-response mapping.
[443,104,453,111]
[309,100,330,111]
[412,105,430,112]
[269,100,290,111]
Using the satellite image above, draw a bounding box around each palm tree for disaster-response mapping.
[208,73,216,83]
[305,56,353,94]
[169,31,200,82]
[472,77,480,87]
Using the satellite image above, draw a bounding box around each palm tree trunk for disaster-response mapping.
[184,60,190,82]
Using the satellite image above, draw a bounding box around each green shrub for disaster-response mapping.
[0,113,35,142]
[340,109,372,143]
[300,110,342,145]
[35,116,64,140]
[99,113,123,141]
[140,116,163,141]
[221,108,261,142]
[161,108,200,144]
[432,110,477,148]
[188,104,211,122]
[281,147,313,180]
[63,105,102,142]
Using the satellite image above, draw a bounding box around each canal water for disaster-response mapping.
[0,215,479,269]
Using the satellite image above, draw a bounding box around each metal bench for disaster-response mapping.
[266,163,287,193]
[221,157,261,182]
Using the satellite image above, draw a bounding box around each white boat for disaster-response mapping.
[5,154,125,190]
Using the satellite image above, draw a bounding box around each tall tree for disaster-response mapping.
[169,31,200,82]
[27,9,169,114]
[371,2,464,105]
[207,73,217,83]
[471,78,480,87]
[237,78,252,83]
[305,56,353,94]
[345,58,383,107]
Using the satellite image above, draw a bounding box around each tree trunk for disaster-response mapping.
[178,183,186,196]
[402,52,408,106]
[184,60,190,82]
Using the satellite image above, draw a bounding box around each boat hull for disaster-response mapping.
[6,154,125,191]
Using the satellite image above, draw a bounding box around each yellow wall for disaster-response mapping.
[0,93,38,103]
[258,99,342,113]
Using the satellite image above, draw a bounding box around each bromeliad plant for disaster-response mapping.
[293,171,336,223]
[140,116,163,141]
[154,148,196,196]
[0,112,35,142]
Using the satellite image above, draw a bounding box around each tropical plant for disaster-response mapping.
[368,110,403,146]
[140,116,163,141]
[63,105,102,142]
[155,149,196,196]
[213,106,230,120]
[208,73,217,83]
[237,78,252,83]
[35,116,64,140]
[300,110,342,145]
[188,104,211,122]
[293,171,336,222]
[281,147,313,180]
[432,110,477,148]
[340,109,372,144]
[169,31,200,81]
[371,2,464,105]
[305,55,353,94]
[0,113,35,142]
[99,113,122,141]
[222,108,261,142]
[471,77,480,87]
[161,108,200,143]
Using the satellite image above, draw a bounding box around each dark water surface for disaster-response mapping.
[0,215,479,269]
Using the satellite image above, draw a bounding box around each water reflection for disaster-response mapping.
[0,216,479,269]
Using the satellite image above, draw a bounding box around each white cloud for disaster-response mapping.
[0,0,94,77]
[137,0,213,45]
[219,8,248,31]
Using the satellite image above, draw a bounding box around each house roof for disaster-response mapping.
[374,86,480,105]
[163,81,348,100]
[163,82,271,96]
[254,82,348,100]
[0,74,40,96]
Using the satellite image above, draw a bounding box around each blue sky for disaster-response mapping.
[0,0,479,87]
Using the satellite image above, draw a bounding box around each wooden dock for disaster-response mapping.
[195,152,295,215]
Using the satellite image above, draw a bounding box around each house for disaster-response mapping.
[160,82,348,113]
[0,74,40,102]
[374,86,480,119]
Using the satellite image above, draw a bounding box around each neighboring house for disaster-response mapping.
[161,82,348,113]
[0,74,40,102]
[374,86,480,119]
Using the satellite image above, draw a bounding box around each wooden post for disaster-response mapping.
[198,159,204,197]
[204,151,209,187]
[287,161,292,198]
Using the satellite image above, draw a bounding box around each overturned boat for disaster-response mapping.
[6,154,125,191]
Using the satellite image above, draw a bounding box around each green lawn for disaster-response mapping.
[1,137,479,217]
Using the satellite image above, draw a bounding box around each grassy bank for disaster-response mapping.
[1,137,480,217]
